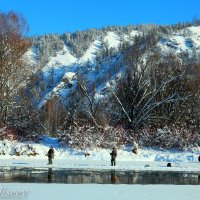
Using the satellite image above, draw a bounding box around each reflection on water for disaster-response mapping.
[0,167,200,185]
[48,168,53,183]
[111,170,116,183]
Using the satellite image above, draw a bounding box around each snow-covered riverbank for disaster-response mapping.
[0,137,200,172]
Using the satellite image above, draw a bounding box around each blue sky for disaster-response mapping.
[0,0,200,35]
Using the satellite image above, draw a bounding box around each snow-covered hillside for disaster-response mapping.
[30,25,200,108]
[34,30,130,107]
[158,26,200,55]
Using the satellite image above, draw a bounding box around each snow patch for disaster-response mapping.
[158,26,200,56]
[47,45,77,68]
[79,40,101,64]
[104,31,120,49]
[24,47,37,66]
[130,30,140,37]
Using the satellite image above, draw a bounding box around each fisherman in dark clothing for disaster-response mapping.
[47,146,54,165]
[110,147,117,166]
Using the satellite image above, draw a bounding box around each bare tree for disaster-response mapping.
[76,77,101,128]
[38,96,67,135]
[0,11,30,122]
[111,48,190,130]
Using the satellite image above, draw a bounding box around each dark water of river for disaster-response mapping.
[0,167,200,184]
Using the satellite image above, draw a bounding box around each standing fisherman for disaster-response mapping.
[47,146,54,165]
[110,147,117,166]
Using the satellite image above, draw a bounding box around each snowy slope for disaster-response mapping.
[46,45,77,68]
[24,47,37,70]
[158,26,200,56]
[104,31,121,48]
[32,26,200,108]
[78,40,102,64]
[35,31,128,107]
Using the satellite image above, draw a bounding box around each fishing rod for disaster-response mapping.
[36,138,48,155]
[40,143,48,154]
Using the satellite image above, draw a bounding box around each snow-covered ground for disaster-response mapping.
[0,136,200,172]
[0,183,200,200]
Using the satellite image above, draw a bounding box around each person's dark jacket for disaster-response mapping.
[47,148,54,159]
[110,149,117,159]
